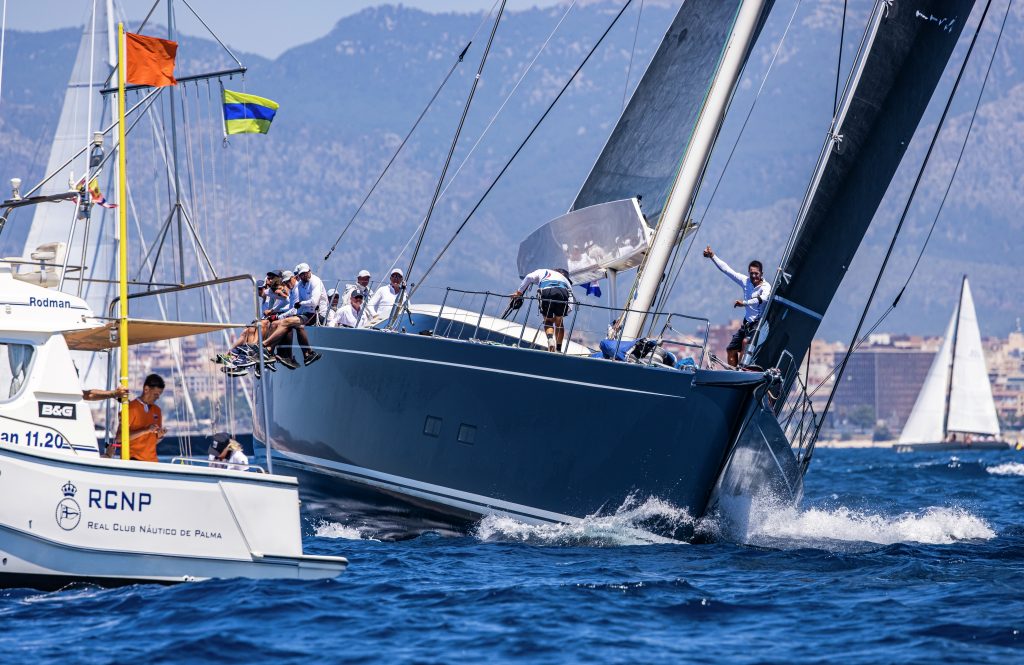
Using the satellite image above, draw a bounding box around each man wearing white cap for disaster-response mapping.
[336,289,369,328]
[367,268,405,323]
[294,262,327,325]
[342,268,373,306]
[325,288,342,327]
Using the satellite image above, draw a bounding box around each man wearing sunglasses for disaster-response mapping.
[703,245,771,368]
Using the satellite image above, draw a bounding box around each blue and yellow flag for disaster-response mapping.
[222,88,279,135]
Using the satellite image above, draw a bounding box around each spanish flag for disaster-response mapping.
[125,32,177,87]
[222,89,279,135]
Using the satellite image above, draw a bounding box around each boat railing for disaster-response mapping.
[170,457,267,473]
[420,286,710,368]
[777,369,816,468]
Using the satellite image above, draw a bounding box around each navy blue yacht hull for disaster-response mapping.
[254,326,797,532]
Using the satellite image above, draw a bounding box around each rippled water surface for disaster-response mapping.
[3,448,1023,663]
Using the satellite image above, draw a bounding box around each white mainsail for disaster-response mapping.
[946,279,1001,436]
[898,277,1000,443]
[21,1,118,391]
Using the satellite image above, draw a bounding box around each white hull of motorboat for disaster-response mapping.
[0,437,347,589]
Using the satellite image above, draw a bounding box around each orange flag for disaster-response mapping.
[125,32,177,87]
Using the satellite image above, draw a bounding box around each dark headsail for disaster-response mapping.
[751,0,977,386]
[570,0,773,223]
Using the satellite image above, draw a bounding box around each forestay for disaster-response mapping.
[751,0,978,388]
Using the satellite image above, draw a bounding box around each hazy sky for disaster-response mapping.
[2,1,568,58]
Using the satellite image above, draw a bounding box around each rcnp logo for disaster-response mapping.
[56,481,81,531]
[39,401,76,420]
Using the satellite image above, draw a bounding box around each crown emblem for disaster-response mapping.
[61,481,77,498]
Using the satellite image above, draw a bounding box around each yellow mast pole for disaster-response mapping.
[116,23,130,460]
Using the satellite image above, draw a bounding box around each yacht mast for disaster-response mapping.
[941,275,967,439]
[621,0,769,340]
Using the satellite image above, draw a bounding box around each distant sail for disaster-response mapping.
[570,0,772,223]
[751,0,977,384]
[900,277,1000,443]
[898,309,955,444]
[946,278,1001,436]
[21,0,118,390]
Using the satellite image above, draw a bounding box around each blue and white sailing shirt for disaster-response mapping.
[711,255,771,322]
[266,286,298,318]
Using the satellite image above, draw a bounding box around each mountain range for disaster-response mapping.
[1,1,1021,339]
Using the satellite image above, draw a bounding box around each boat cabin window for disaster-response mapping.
[0,342,35,400]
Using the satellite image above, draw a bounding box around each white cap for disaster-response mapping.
[327,288,338,298]
[357,269,371,278]
[281,270,295,281]
[295,262,311,274]
[390,268,404,278]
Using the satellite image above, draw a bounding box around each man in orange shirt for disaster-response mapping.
[107,374,166,462]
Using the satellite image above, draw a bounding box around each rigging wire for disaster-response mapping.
[833,0,848,117]
[805,0,1012,404]
[805,0,999,466]
[401,0,510,309]
[651,0,804,320]
[771,0,881,300]
[318,0,500,271]
[410,0,638,296]
[384,0,579,278]
[622,0,644,111]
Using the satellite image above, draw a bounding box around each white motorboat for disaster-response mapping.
[0,264,347,588]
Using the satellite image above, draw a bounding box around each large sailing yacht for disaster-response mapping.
[895,276,1006,452]
[255,0,979,536]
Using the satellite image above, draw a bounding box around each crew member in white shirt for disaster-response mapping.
[343,269,373,306]
[336,290,369,328]
[703,245,771,367]
[367,268,405,323]
[512,267,575,352]
[294,262,327,325]
[325,288,341,327]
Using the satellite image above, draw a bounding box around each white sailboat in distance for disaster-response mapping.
[896,276,1006,452]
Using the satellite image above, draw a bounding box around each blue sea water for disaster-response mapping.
[2,447,1023,663]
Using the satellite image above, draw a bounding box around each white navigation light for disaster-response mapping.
[10,178,22,201]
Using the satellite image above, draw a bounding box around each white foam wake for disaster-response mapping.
[473,496,692,547]
[987,462,1024,477]
[313,520,378,541]
[745,503,995,546]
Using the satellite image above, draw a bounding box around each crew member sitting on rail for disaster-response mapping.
[325,288,341,327]
[703,245,770,368]
[212,278,281,375]
[335,289,369,328]
[513,267,575,352]
[262,270,321,368]
[294,262,327,325]
[106,373,166,462]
